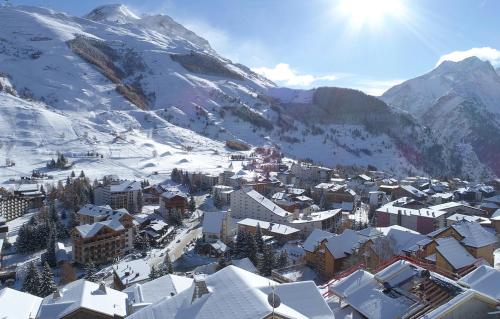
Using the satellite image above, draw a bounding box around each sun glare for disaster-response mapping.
[338,0,406,30]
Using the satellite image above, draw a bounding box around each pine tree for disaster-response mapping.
[254,224,264,253]
[234,230,247,258]
[165,255,174,274]
[188,195,196,213]
[45,229,57,267]
[247,234,258,265]
[79,170,85,178]
[149,265,159,279]
[39,262,56,297]
[23,262,42,296]
[70,170,76,178]
[276,250,288,269]
[217,256,228,270]
[84,261,98,282]
[258,245,276,277]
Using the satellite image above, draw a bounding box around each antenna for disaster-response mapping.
[267,282,281,316]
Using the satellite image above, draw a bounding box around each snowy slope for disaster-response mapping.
[0,4,487,180]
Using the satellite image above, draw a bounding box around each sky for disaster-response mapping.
[8,0,500,95]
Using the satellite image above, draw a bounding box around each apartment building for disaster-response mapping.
[72,212,136,265]
[230,188,292,224]
[0,194,29,221]
[94,180,142,213]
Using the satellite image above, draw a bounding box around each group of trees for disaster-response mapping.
[46,172,93,212]
[46,153,70,169]
[149,255,174,279]
[16,205,68,256]
[233,225,289,277]
[22,261,56,297]
[170,168,202,192]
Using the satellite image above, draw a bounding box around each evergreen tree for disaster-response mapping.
[165,255,174,274]
[247,234,258,265]
[79,170,85,178]
[254,224,264,253]
[217,256,228,270]
[84,261,98,282]
[258,245,276,277]
[39,262,56,297]
[22,262,42,296]
[70,170,76,178]
[188,195,196,213]
[45,229,57,267]
[276,250,288,269]
[149,265,159,279]
[234,230,248,258]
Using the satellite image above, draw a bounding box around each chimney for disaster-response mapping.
[98,282,107,294]
[192,275,209,303]
[53,288,62,300]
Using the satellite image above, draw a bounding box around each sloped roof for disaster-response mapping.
[237,218,300,235]
[110,180,141,193]
[202,211,227,234]
[75,218,125,238]
[451,221,497,248]
[325,229,360,259]
[458,265,500,300]
[303,229,334,252]
[0,287,42,319]
[127,265,333,319]
[243,189,289,218]
[36,279,127,319]
[435,237,476,270]
[114,259,150,287]
[124,274,194,305]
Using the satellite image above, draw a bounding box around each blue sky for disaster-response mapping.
[9,0,500,95]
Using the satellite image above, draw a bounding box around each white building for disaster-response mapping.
[0,287,42,319]
[230,188,292,224]
[95,180,142,213]
[202,210,233,243]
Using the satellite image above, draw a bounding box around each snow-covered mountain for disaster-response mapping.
[382,57,500,177]
[0,4,491,180]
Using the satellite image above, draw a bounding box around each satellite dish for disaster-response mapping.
[267,291,281,308]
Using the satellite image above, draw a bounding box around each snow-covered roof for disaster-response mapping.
[232,257,258,274]
[400,185,427,198]
[446,213,487,224]
[36,279,128,319]
[110,180,141,193]
[429,202,485,213]
[435,237,477,270]
[377,199,447,218]
[113,259,150,287]
[78,204,128,218]
[325,229,362,259]
[291,209,342,224]
[303,229,334,252]
[376,225,426,253]
[161,190,187,200]
[202,211,227,234]
[451,221,497,248]
[238,218,300,235]
[243,188,289,218]
[75,218,125,238]
[127,265,333,319]
[491,209,500,220]
[483,194,500,204]
[457,265,500,300]
[330,268,413,319]
[0,287,42,319]
[124,274,194,306]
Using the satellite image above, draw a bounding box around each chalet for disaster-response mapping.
[72,212,136,265]
[159,190,188,220]
[428,221,497,265]
[303,228,381,280]
[36,280,128,319]
[428,202,487,217]
[237,218,300,244]
[76,204,129,225]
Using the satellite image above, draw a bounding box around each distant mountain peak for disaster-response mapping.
[84,4,140,23]
[435,56,496,75]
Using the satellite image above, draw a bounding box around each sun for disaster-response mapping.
[337,0,406,30]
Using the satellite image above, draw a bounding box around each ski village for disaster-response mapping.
[0,2,500,319]
[0,146,499,319]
